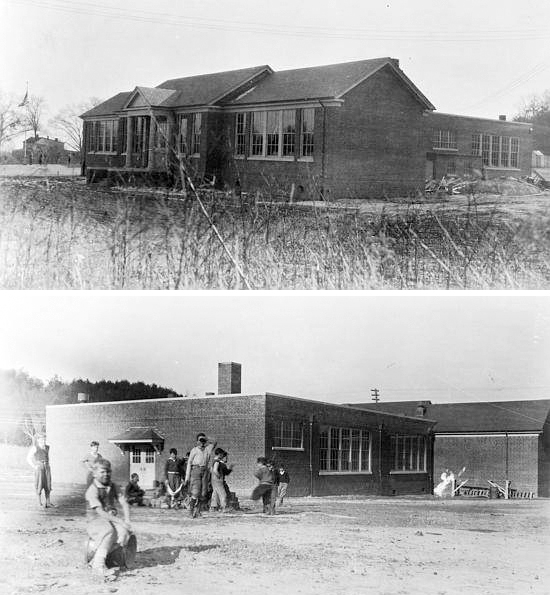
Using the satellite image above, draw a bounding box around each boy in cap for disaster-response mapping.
[210,448,233,512]
[124,473,145,506]
[85,459,132,577]
[185,432,216,517]
[251,456,276,515]
[164,448,184,508]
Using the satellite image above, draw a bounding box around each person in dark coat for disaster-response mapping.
[26,433,53,507]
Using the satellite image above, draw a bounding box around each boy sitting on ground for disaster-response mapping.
[85,459,132,577]
[124,473,145,506]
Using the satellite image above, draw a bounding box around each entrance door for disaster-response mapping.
[129,445,156,488]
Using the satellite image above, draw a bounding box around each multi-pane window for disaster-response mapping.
[119,118,127,153]
[131,447,140,464]
[154,117,168,149]
[446,159,456,175]
[432,129,457,150]
[145,446,155,463]
[390,435,427,472]
[319,426,370,473]
[266,111,279,156]
[249,109,296,158]
[235,113,246,155]
[87,120,118,152]
[192,113,202,155]
[178,116,188,154]
[472,133,520,168]
[132,116,149,155]
[251,111,266,156]
[301,108,314,157]
[273,421,303,449]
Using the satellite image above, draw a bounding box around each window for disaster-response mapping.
[251,111,265,156]
[87,119,118,152]
[472,133,520,168]
[119,118,127,153]
[390,435,427,472]
[235,113,246,156]
[301,108,314,157]
[131,447,140,464]
[132,116,149,155]
[273,421,303,449]
[178,116,188,154]
[145,447,155,463]
[433,129,456,150]
[154,117,168,149]
[192,113,202,155]
[249,109,296,158]
[282,109,296,156]
[319,426,370,473]
[446,159,456,175]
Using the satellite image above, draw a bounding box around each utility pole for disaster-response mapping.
[371,388,380,403]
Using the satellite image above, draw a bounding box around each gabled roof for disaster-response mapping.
[80,92,132,118]
[229,57,435,109]
[131,86,178,108]
[156,64,272,107]
[346,400,550,433]
[108,426,165,444]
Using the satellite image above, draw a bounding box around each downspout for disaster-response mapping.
[378,424,383,494]
[318,100,327,200]
[309,414,314,497]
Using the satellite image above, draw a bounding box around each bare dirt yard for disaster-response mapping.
[1,449,549,595]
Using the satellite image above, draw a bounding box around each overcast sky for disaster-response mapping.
[0,292,548,405]
[1,0,549,146]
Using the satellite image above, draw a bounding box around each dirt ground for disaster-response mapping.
[1,466,549,595]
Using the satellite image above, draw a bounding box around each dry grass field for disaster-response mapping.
[0,446,548,595]
[1,177,550,289]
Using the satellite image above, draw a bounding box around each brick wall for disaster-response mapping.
[424,112,533,179]
[46,394,266,492]
[265,395,433,497]
[538,420,550,497]
[434,434,540,495]
[324,64,428,199]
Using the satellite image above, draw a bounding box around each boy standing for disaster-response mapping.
[210,448,233,512]
[82,441,104,486]
[164,448,184,508]
[276,466,290,506]
[85,459,132,577]
[251,457,276,515]
[185,433,216,517]
[26,433,53,508]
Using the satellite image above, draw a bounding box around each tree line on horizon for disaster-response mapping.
[0,368,182,445]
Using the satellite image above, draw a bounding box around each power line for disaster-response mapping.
[8,0,550,42]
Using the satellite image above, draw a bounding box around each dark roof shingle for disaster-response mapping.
[346,400,550,433]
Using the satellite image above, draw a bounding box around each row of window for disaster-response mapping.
[85,114,202,155]
[472,133,519,168]
[235,108,314,159]
[432,129,520,169]
[273,421,427,474]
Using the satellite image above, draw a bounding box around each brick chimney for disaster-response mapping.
[218,362,241,394]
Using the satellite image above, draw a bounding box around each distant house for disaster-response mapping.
[21,136,65,164]
[346,400,550,497]
[46,363,435,497]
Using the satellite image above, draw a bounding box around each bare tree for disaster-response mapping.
[514,90,550,126]
[49,97,102,152]
[0,92,25,152]
[24,94,46,139]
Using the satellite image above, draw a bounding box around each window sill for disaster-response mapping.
[88,151,118,156]
[271,447,304,451]
[432,147,458,152]
[248,156,296,162]
[297,157,314,162]
[483,167,520,171]
[389,470,427,475]
[319,471,372,476]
